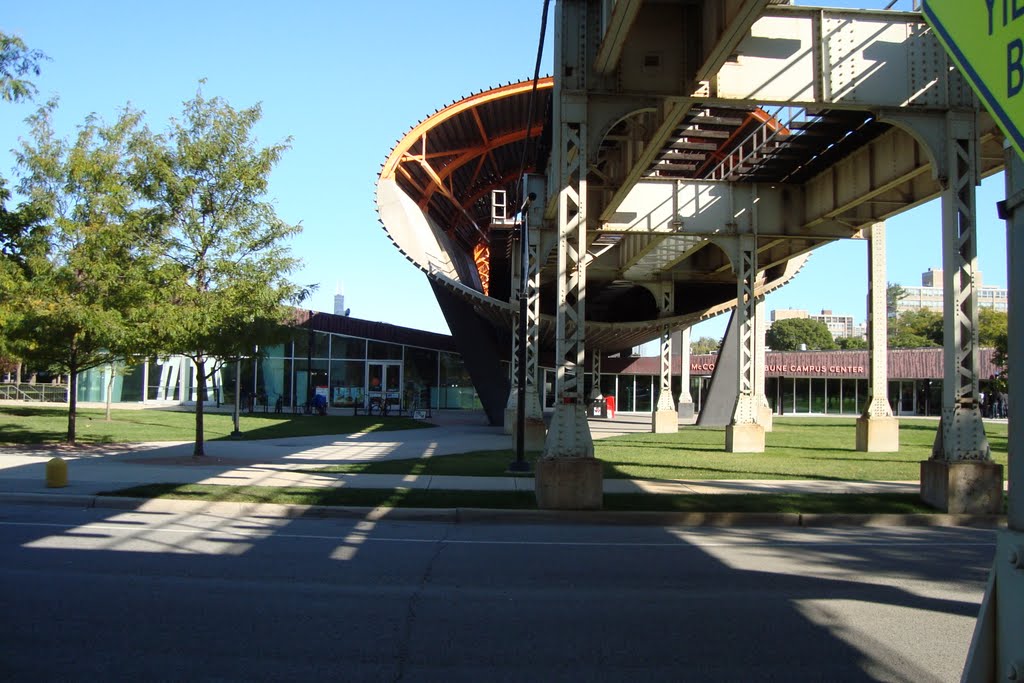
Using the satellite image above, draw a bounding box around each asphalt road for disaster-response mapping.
[0,503,995,682]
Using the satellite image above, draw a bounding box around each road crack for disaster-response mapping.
[392,527,450,682]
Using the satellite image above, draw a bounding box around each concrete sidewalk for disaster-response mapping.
[0,410,920,499]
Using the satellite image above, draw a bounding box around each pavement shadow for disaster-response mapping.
[0,496,992,681]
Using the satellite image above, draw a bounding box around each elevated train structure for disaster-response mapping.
[377,0,1005,505]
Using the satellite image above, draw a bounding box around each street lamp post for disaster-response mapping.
[231,358,242,438]
[509,190,536,472]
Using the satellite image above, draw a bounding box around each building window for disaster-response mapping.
[329,360,365,408]
[438,351,480,409]
[403,347,439,410]
[331,335,366,359]
[617,375,634,413]
[811,378,826,413]
[781,377,794,414]
[635,375,653,413]
[368,341,403,361]
[794,378,810,413]
[826,379,841,414]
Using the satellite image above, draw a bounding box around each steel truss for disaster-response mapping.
[933,114,990,462]
[543,114,594,458]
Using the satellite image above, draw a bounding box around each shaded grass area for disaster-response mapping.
[0,405,431,445]
[307,418,1009,482]
[98,483,944,514]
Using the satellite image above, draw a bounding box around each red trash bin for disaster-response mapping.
[605,395,616,419]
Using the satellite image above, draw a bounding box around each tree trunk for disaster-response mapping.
[67,362,78,446]
[193,356,206,457]
[104,363,114,421]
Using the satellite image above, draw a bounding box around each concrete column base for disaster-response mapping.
[503,407,515,435]
[757,404,774,433]
[535,457,603,510]
[512,418,547,452]
[677,401,695,419]
[855,415,899,452]
[652,410,678,433]
[920,459,1004,514]
[725,422,765,452]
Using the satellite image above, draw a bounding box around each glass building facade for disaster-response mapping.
[595,348,1000,417]
[77,316,482,412]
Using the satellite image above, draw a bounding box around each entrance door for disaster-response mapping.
[900,381,916,416]
[367,362,402,413]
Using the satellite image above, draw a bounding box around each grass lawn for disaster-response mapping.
[306,417,1009,483]
[99,483,943,514]
[0,405,432,445]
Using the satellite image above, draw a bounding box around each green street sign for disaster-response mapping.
[922,0,1024,159]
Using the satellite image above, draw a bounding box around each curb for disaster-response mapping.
[0,492,1008,528]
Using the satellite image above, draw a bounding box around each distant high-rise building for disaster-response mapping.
[333,282,349,316]
[897,268,1007,313]
[770,308,861,339]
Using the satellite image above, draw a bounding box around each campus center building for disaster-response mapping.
[75,310,483,414]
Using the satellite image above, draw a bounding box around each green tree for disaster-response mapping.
[836,336,868,350]
[0,32,48,362]
[0,179,47,361]
[978,307,1007,347]
[886,282,907,318]
[978,308,1009,391]
[765,318,837,351]
[889,308,942,348]
[140,87,310,456]
[993,330,1009,393]
[0,32,47,103]
[10,104,166,443]
[690,336,720,355]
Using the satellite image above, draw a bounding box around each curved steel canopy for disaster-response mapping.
[375,74,823,352]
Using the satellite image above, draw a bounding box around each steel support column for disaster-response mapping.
[931,115,990,462]
[542,114,594,459]
[504,238,523,434]
[962,140,1024,683]
[524,225,543,420]
[518,218,546,451]
[677,327,695,420]
[856,222,898,451]
[921,113,1002,514]
[653,283,677,433]
[724,235,765,452]
[535,0,600,510]
[754,297,772,432]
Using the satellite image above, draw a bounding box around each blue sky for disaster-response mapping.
[1,1,1009,345]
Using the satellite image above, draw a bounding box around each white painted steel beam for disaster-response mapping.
[710,7,973,111]
[864,223,894,420]
[594,0,642,76]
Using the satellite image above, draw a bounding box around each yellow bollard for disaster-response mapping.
[46,457,68,488]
